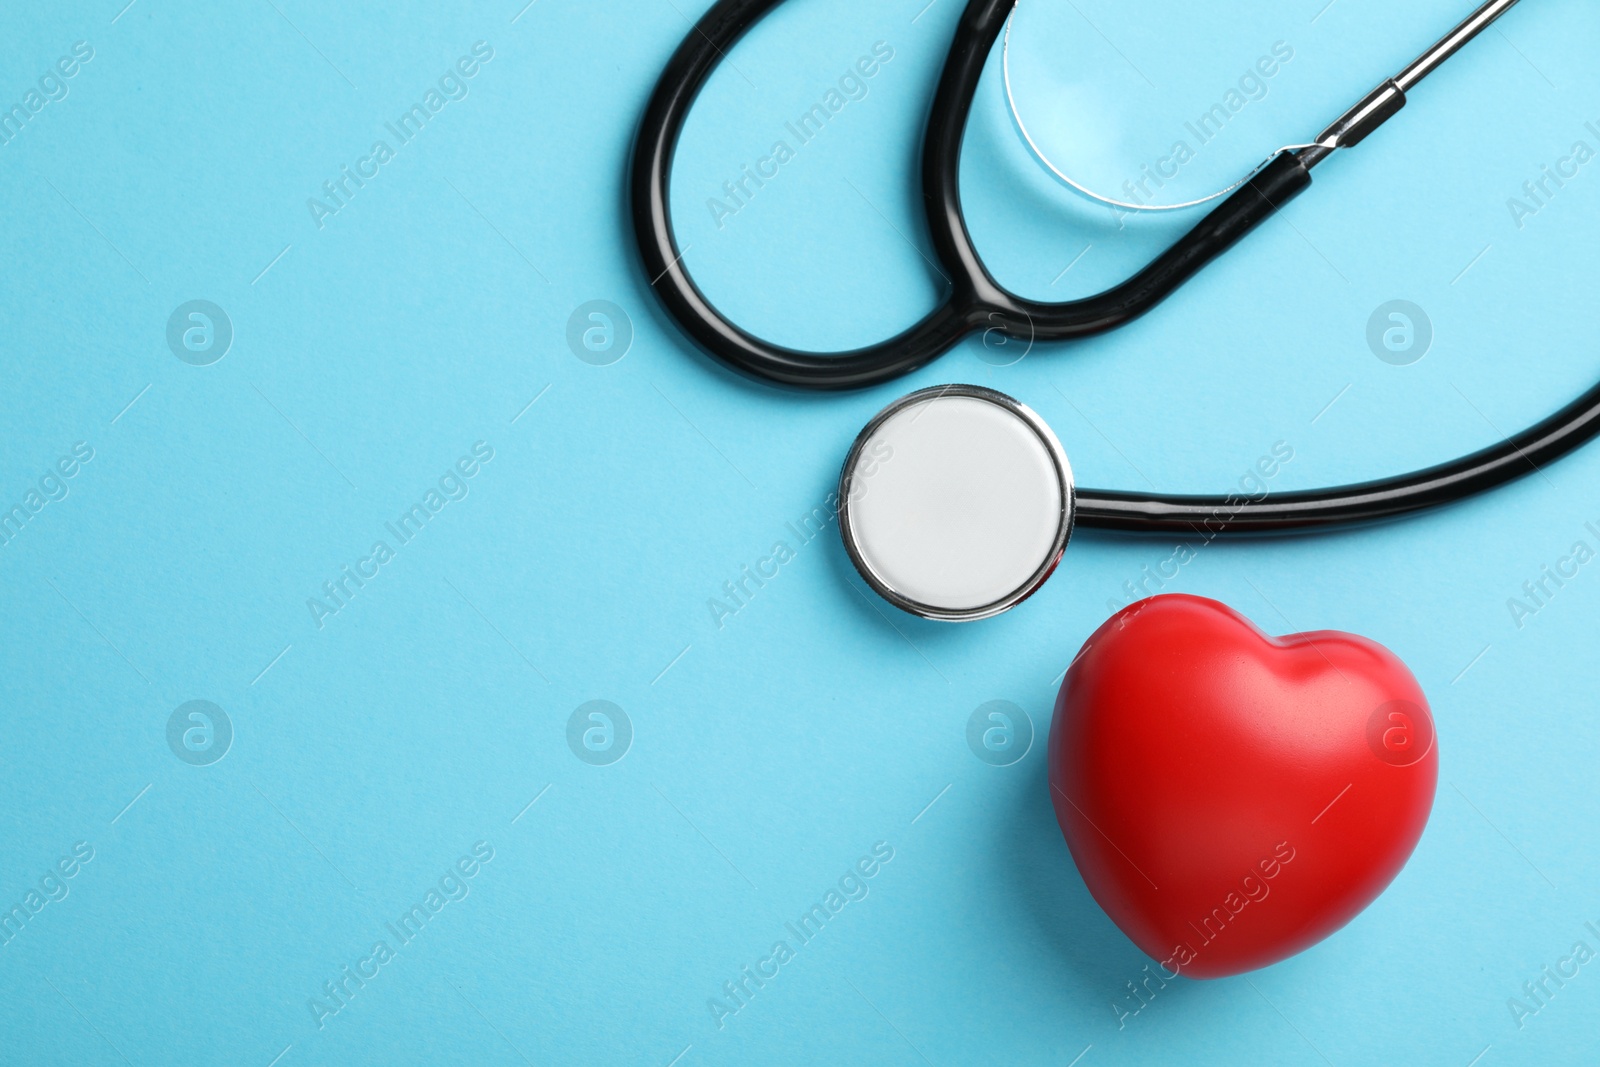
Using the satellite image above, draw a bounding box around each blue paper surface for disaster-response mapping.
[1,0,1596,1063]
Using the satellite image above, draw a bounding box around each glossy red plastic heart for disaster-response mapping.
[1048,595,1437,979]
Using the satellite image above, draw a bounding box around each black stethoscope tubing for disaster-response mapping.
[631,0,1600,535]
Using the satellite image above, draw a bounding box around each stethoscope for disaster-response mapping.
[632,0,1600,621]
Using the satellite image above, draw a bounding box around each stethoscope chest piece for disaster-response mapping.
[838,386,1074,622]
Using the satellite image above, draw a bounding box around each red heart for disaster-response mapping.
[1048,594,1437,979]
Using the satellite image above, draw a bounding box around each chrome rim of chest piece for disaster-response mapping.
[837,386,1074,622]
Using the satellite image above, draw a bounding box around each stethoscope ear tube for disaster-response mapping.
[1077,376,1600,535]
[635,0,1599,541]
[629,0,1315,391]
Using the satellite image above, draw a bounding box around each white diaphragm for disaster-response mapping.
[837,385,1074,621]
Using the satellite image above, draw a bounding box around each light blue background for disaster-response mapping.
[1,0,1596,1064]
